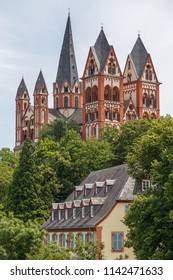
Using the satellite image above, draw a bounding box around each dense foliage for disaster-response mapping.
[124,116,173,259]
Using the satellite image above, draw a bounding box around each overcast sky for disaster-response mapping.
[0,0,173,150]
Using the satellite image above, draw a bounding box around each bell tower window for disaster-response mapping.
[64,86,68,93]
[75,96,78,108]
[89,59,95,76]
[64,96,69,108]
[56,97,59,109]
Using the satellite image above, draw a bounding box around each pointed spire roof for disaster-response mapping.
[16,78,29,99]
[35,70,47,92]
[93,28,111,71]
[56,14,79,89]
[130,35,149,78]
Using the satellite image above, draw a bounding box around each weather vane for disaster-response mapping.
[101,22,103,30]
[138,30,140,37]
[68,8,70,16]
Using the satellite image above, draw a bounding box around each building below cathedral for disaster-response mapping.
[14,13,160,151]
[43,163,144,259]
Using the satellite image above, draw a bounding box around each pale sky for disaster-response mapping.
[0,0,173,150]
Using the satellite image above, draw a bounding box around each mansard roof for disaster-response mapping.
[55,14,79,89]
[34,70,47,93]
[16,78,29,99]
[93,28,111,72]
[130,35,149,78]
[42,164,137,231]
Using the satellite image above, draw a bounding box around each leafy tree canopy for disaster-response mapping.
[40,119,80,142]
[124,116,173,259]
[0,210,44,260]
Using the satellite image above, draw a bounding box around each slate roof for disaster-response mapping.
[130,35,149,78]
[16,78,29,99]
[67,108,82,124]
[48,109,67,120]
[93,28,111,72]
[35,70,47,93]
[55,14,79,89]
[42,164,137,231]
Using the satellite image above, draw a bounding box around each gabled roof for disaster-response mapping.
[16,78,29,100]
[130,35,149,78]
[93,28,111,72]
[55,14,79,89]
[42,164,137,231]
[67,108,82,124]
[34,70,47,93]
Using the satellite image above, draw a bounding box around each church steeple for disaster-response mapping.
[53,14,82,117]
[55,13,79,89]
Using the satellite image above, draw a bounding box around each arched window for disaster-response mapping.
[127,73,132,82]
[112,87,119,101]
[64,86,68,93]
[85,87,92,103]
[108,57,116,75]
[75,96,78,108]
[143,112,149,119]
[104,85,111,100]
[146,65,152,80]
[92,86,98,101]
[64,96,68,108]
[89,59,95,76]
[56,97,59,109]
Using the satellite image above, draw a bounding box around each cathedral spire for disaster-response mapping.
[55,13,79,89]
[93,28,111,71]
[130,35,148,78]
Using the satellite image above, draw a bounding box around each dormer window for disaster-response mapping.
[142,180,150,191]
[82,207,85,218]
[90,205,94,217]
[58,210,61,220]
[65,209,68,220]
[73,208,76,219]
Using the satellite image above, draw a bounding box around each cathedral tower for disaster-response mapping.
[53,13,82,118]
[123,35,160,120]
[33,70,48,142]
[15,78,31,149]
[82,28,124,140]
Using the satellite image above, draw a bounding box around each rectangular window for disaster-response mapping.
[124,204,130,213]
[142,180,150,191]
[112,232,123,251]
[90,205,94,217]
[56,233,61,246]
[62,233,68,247]
[89,232,94,242]
[73,208,76,219]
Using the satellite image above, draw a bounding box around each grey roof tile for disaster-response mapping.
[16,78,29,99]
[93,28,111,72]
[35,70,47,93]
[67,108,82,124]
[42,164,137,231]
[130,35,148,78]
[56,14,79,89]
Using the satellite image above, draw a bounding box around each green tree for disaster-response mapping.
[27,237,104,260]
[7,137,46,222]
[59,130,114,191]
[0,210,44,260]
[40,119,80,142]
[124,116,173,259]
[102,119,152,165]
[0,148,18,206]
